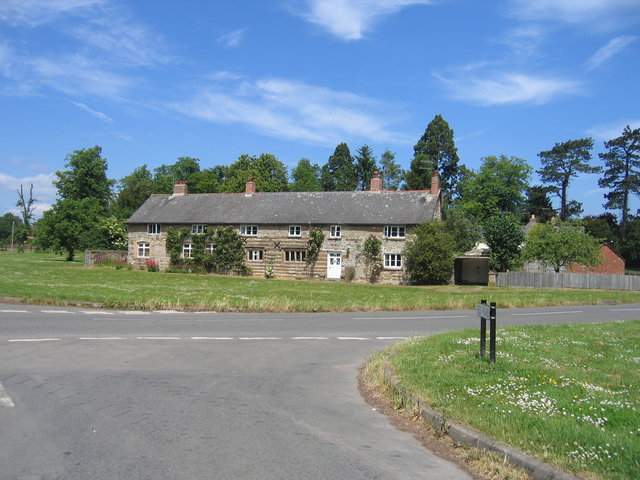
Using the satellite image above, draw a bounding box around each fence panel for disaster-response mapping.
[496,271,640,291]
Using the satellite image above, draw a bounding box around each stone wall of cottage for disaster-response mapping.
[127,223,412,284]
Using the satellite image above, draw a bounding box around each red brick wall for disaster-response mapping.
[568,245,625,274]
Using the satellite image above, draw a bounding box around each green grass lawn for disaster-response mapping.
[1,250,640,312]
[370,321,639,480]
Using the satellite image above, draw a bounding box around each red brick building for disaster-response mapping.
[568,244,625,275]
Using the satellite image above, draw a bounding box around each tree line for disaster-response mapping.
[3,116,639,270]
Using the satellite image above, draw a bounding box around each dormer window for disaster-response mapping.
[147,224,160,235]
[288,225,302,237]
[384,225,405,239]
[240,225,258,236]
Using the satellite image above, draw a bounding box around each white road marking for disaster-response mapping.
[376,336,407,340]
[0,382,15,408]
[337,337,369,341]
[136,336,181,340]
[121,311,151,315]
[352,315,469,320]
[292,337,329,340]
[511,310,582,316]
[154,310,185,314]
[239,337,282,340]
[41,310,71,314]
[9,338,60,342]
[0,309,28,313]
[81,311,114,315]
[191,337,234,340]
[79,337,125,340]
[611,308,640,311]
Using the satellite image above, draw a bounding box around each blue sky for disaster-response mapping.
[1,0,639,219]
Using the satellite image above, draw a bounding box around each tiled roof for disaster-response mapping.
[127,190,438,226]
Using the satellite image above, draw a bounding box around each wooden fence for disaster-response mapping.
[497,271,640,291]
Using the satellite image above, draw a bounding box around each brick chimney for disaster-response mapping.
[245,177,256,196]
[173,180,187,196]
[430,171,440,196]
[370,171,383,192]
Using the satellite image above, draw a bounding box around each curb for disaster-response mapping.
[382,366,582,480]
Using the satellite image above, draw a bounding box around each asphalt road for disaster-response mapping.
[1,303,639,480]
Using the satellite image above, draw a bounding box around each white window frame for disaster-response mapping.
[137,242,150,258]
[191,224,206,234]
[384,253,402,269]
[240,225,258,236]
[384,225,406,239]
[329,225,341,239]
[288,225,302,237]
[182,243,194,258]
[147,224,160,235]
[284,250,306,262]
[247,249,264,261]
[205,243,216,254]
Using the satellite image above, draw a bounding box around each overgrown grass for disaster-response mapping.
[1,250,640,312]
[376,321,639,480]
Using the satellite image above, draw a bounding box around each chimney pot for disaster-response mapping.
[173,181,188,196]
[370,171,383,192]
[430,171,440,196]
[245,177,256,196]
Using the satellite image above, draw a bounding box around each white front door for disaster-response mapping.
[327,252,342,279]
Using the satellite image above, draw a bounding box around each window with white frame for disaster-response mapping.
[147,224,160,235]
[240,225,258,236]
[384,253,402,269]
[288,225,302,237]
[191,224,206,234]
[182,243,194,258]
[205,243,216,254]
[137,242,150,258]
[384,225,406,239]
[284,250,306,262]
[247,249,264,261]
[329,225,341,238]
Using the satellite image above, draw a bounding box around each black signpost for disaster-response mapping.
[476,300,496,364]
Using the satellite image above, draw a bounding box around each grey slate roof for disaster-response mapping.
[127,190,438,226]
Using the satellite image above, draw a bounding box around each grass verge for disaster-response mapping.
[1,251,640,312]
[365,321,639,480]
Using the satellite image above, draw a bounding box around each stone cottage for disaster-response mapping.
[126,172,442,283]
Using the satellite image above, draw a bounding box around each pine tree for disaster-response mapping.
[537,138,598,221]
[406,115,460,195]
[598,125,640,227]
[321,143,357,191]
[379,150,404,190]
[354,145,378,190]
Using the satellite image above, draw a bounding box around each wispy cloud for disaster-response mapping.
[509,0,640,28]
[0,171,57,216]
[587,119,640,140]
[435,67,582,106]
[586,35,637,70]
[217,28,247,48]
[0,0,104,26]
[72,102,112,122]
[173,75,410,145]
[294,0,433,40]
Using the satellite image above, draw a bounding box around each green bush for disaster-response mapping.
[404,220,454,285]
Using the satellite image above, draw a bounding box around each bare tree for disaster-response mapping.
[16,183,37,228]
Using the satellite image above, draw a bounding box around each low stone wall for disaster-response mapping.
[84,249,128,266]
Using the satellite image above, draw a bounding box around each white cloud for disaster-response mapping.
[295,0,433,40]
[585,35,637,70]
[173,76,410,145]
[587,119,640,140]
[509,0,640,28]
[72,102,112,122]
[435,68,583,106]
[0,172,57,216]
[217,28,247,48]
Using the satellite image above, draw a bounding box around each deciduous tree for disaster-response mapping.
[404,220,455,284]
[16,183,37,228]
[537,138,598,221]
[112,165,155,219]
[290,158,321,191]
[598,125,640,227]
[521,222,602,273]
[221,153,289,192]
[483,213,524,272]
